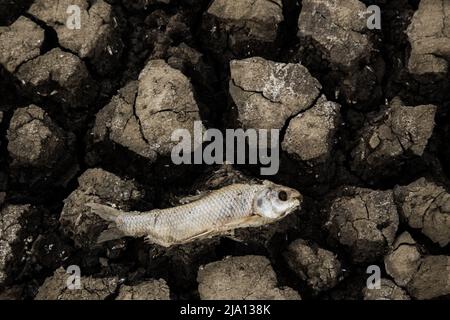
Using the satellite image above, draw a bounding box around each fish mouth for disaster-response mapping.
[290,190,301,199]
[288,191,302,210]
[279,198,301,218]
[291,198,301,211]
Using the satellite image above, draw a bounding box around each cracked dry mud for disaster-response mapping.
[0,0,449,300]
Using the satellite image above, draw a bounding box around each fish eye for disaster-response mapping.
[278,191,288,201]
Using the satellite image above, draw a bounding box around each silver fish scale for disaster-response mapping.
[121,184,265,244]
[119,213,156,236]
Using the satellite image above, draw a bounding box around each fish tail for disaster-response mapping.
[97,227,126,243]
[87,202,122,223]
[87,203,126,243]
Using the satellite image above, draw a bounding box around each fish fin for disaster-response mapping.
[222,215,265,230]
[87,203,127,244]
[144,235,174,248]
[145,229,216,247]
[97,226,126,243]
[181,229,217,244]
[144,236,154,245]
[87,202,122,223]
[225,230,244,243]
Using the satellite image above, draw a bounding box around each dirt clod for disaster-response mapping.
[0,16,44,73]
[326,187,399,264]
[229,57,322,129]
[394,178,450,247]
[93,59,203,162]
[59,168,144,249]
[362,278,410,300]
[297,0,384,106]
[0,204,37,286]
[16,48,97,109]
[116,279,170,300]
[406,0,450,79]
[35,267,118,300]
[283,95,341,163]
[7,105,72,168]
[384,232,422,287]
[351,98,437,181]
[407,255,450,300]
[202,0,284,60]
[197,255,301,300]
[284,239,343,293]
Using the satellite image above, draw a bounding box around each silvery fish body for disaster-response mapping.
[88,181,302,247]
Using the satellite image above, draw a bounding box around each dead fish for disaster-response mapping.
[87,181,302,247]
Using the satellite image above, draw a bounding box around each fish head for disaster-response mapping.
[253,181,302,219]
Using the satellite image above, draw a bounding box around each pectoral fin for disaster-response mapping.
[87,203,122,223]
[221,214,267,230]
[97,225,126,243]
[182,229,217,243]
[145,229,216,247]
[224,230,244,243]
